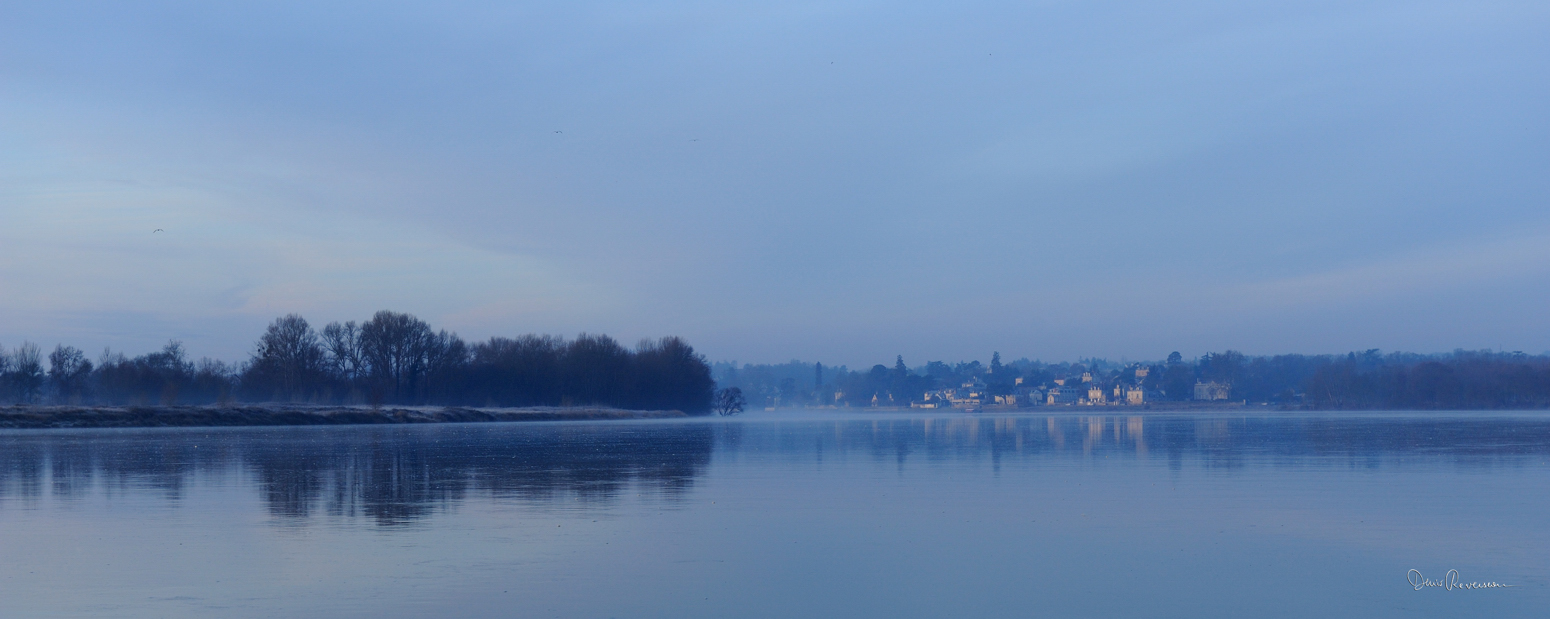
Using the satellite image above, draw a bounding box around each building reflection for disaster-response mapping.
[723,413,1550,472]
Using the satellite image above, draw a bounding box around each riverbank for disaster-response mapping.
[0,405,689,429]
[780,401,1280,413]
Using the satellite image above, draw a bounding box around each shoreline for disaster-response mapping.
[764,401,1550,413]
[774,401,1277,412]
[0,404,689,429]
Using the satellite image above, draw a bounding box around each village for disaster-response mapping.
[909,366,1233,409]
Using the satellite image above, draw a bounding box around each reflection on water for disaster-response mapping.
[0,423,713,526]
[1,414,1545,527]
[772,414,1550,468]
[2,412,1548,619]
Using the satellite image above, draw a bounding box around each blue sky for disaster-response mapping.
[2,0,1548,366]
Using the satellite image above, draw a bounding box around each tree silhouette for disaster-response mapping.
[10,343,45,403]
[715,387,745,415]
[244,315,326,401]
[47,345,93,402]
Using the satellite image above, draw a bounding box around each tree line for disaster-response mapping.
[8,322,1548,411]
[1139,349,1550,408]
[0,311,717,414]
[715,349,1550,410]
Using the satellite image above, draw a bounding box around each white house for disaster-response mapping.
[1193,381,1231,400]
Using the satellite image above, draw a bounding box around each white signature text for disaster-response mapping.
[1408,569,1514,591]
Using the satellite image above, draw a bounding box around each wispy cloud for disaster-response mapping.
[1230,231,1550,308]
[2,0,1547,363]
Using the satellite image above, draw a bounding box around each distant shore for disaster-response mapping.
[774,401,1278,413]
[0,405,688,429]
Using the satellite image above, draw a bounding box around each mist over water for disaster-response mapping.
[1,411,1546,617]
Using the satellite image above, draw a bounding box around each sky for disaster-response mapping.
[2,0,1548,367]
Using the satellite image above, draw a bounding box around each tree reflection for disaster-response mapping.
[1,416,1548,526]
[0,423,713,527]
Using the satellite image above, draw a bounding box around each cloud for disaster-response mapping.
[0,147,607,358]
[3,0,1548,363]
[1230,230,1550,309]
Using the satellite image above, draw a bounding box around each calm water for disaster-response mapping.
[0,410,1546,618]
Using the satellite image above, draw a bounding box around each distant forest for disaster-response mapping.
[0,312,717,414]
[715,349,1550,410]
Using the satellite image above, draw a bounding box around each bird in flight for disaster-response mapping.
[554,130,563,133]
[154,229,164,233]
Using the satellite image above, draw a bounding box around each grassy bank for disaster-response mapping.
[0,405,688,429]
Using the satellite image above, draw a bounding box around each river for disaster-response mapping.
[0,410,1544,617]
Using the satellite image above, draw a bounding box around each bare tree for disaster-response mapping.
[322,321,364,382]
[635,337,716,412]
[469,335,564,406]
[359,311,435,402]
[714,387,745,416]
[249,315,326,401]
[48,345,93,403]
[192,358,236,404]
[561,333,630,406]
[12,342,45,404]
[0,344,11,402]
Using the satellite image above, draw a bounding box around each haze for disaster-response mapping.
[3,0,1547,366]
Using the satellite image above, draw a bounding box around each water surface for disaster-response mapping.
[1,410,1545,617]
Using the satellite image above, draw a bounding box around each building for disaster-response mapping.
[912,391,948,408]
[950,393,984,407]
[1046,385,1082,405]
[948,379,987,407]
[1193,381,1231,400]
